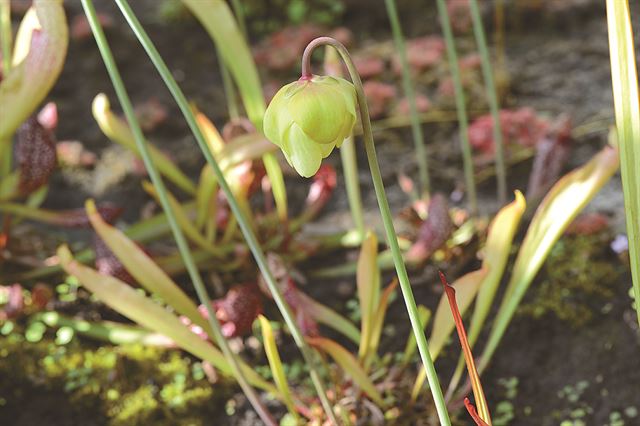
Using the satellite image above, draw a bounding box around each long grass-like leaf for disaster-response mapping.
[606,0,640,326]
[85,199,209,332]
[57,245,275,393]
[299,292,361,344]
[180,0,287,220]
[307,336,384,407]
[479,143,620,372]
[36,311,174,347]
[447,191,526,397]
[365,279,398,369]
[258,316,299,418]
[357,231,381,361]
[92,94,196,195]
[142,181,223,257]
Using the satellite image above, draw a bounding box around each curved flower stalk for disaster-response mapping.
[0,0,68,142]
[264,36,452,425]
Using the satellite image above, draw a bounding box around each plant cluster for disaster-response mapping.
[0,0,638,425]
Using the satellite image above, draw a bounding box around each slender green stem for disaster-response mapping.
[469,0,507,206]
[0,0,10,76]
[230,0,248,39]
[112,2,337,423]
[435,0,477,214]
[340,136,365,237]
[324,46,365,238]
[302,37,451,426]
[80,2,276,424]
[217,47,240,119]
[384,0,430,198]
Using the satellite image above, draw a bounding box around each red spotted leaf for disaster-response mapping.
[407,193,453,262]
[16,117,57,194]
[205,284,263,338]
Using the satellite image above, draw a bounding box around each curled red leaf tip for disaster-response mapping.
[464,398,490,426]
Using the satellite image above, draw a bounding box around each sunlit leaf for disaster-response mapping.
[180,0,264,128]
[606,0,640,326]
[357,231,380,361]
[448,191,526,397]
[298,292,360,344]
[142,181,223,257]
[36,311,174,347]
[258,315,298,418]
[57,245,275,393]
[366,279,398,369]
[307,336,384,407]
[92,93,196,195]
[479,143,620,371]
[0,0,68,141]
[85,199,209,332]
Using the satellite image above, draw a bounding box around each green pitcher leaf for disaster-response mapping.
[0,0,68,141]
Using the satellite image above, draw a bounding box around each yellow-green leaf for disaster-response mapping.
[357,231,380,361]
[479,143,620,371]
[85,199,209,333]
[307,337,384,407]
[92,94,196,195]
[57,245,275,393]
[258,316,298,418]
[606,0,640,326]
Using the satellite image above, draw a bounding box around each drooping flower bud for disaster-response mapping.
[264,75,357,177]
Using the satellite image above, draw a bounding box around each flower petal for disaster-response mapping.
[289,79,348,144]
[284,124,323,177]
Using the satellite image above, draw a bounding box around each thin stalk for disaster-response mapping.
[384,0,430,198]
[217,47,240,119]
[230,0,248,38]
[435,0,477,214]
[324,46,365,237]
[469,0,506,206]
[302,37,451,425]
[340,137,365,236]
[112,2,337,423]
[80,2,276,424]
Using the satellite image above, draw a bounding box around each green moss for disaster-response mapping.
[520,233,619,327]
[0,333,231,425]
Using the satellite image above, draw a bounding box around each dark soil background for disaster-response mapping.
[2,0,640,425]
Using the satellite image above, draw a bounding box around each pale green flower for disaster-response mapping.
[264,75,357,177]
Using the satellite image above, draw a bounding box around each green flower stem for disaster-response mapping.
[80,2,277,424]
[302,37,452,426]
[383,0,431,198]
[469,0,507,206]
[217,47,240,120]
[435,0,477,214]
[340,136,365,237]
[324,45,365,238]
[112,2,338,424]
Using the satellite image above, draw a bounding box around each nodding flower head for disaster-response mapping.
[264,74,357,177]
